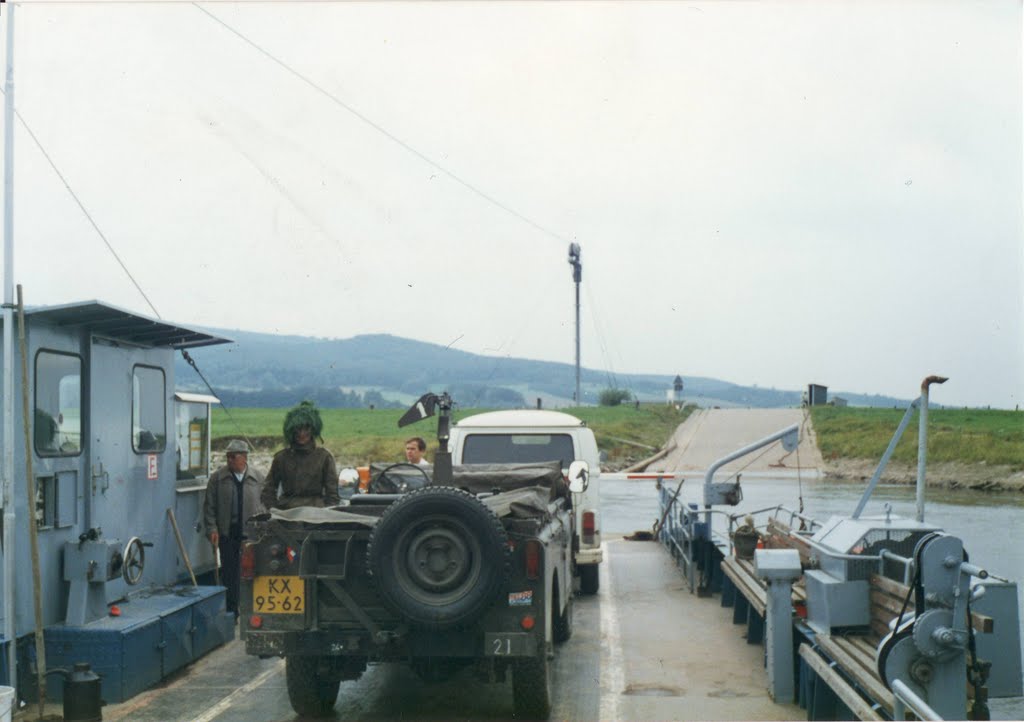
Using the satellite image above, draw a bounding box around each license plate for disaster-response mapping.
[484,632,536,657]
[253,576,305,614]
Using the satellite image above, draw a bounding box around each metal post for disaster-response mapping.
[916,375,947,523]
[16,287,46,716]
[574,273,580,405]
[567,243,581,405]
[2,0,17,692]
[852,397,919,519]
[755,549,802,702]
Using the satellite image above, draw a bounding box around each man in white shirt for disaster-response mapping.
[404,437,431,466]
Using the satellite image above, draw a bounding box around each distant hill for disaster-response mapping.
[174,329,910,409]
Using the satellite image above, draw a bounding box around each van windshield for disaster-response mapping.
[462,433,575,467]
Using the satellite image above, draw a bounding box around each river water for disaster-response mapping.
[599,474,1024,719]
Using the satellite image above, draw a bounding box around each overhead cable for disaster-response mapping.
[1,91,162,318]
[193,3,570,247]
[1,90,256,445]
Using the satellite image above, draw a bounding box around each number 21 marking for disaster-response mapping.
[492,638,511,655]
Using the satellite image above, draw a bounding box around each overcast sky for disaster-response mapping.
[1,0,1021,408]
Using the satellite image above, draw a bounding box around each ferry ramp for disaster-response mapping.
[650,407,824,475]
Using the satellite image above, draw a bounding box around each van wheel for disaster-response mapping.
[579,564,599,595]
[552,582,572,643]
[367,486,509,629]
[285,656,340,718]
[513,652,552,720]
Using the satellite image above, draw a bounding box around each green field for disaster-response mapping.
[212,403,691,468]
[810,406,1024,470]
[212,404,1022,471]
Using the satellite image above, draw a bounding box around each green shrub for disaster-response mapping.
[599,388,633,407]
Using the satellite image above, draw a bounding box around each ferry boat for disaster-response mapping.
[0,301,236,706]
[654,387,1023,720]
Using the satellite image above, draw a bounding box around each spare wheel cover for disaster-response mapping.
[367,486,509,629]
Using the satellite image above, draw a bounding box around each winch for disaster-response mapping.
[63,531,146,625]
[875,531,982,721]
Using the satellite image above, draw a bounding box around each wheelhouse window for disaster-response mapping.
[132,365,166,453]
[462,433,575,467]
[34,350,82,457]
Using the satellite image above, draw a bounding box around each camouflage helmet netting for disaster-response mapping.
[283,400,324,443]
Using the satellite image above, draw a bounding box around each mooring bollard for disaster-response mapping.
[754,548,803,702]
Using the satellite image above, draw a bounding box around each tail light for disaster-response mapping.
[520,615,536,630]
[582,511,596,544]
[241,542,256,580]
[524,540,541,580]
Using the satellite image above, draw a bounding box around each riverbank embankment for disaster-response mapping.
[824,458,1024,492]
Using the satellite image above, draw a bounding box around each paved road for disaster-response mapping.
[649,408,823,475]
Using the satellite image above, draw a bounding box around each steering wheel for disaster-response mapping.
[122,536,145,585]
[369,462,432,494]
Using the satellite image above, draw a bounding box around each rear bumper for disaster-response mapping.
[575,547,603,566]
[245,629,372,657]
[244,628,539,660]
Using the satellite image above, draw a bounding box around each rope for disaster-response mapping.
[194,3,570,248]
[719,440,781,485]
[651,410,707,536]
[584,283,624,394]
[796,408,810,516]
[180,350,256,452]
[0,90,161,317]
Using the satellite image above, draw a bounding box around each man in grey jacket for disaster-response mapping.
[204,439,265,616]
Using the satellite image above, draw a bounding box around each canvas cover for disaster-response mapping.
[269,461,567,525]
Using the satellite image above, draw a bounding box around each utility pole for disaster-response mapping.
[2,0,18,692]
[568,243,581,406]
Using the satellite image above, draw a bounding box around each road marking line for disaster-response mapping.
[598,542,624,721]
[190,658,285,722]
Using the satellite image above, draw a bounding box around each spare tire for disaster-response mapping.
[367,486,509,629]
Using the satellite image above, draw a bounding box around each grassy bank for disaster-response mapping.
[810,406,1024,471]
[212,403,689,468]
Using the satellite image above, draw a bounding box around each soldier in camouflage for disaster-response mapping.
[261,401,340,510]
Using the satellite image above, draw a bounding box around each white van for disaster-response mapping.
[448,409,603,594]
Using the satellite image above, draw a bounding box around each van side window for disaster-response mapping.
[132,365,166,453]
[462,433,575,467]
[34,350,82,457]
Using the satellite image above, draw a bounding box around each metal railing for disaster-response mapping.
[657,485,734,592]
[725,504,823,539]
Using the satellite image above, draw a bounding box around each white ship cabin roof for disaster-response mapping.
[21,300,231,349]
[811,515,941,554]
[455,409,586,428]
[175,391,221,405]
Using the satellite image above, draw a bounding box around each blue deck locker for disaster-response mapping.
[192,587,232,659]
[161,605,194,677]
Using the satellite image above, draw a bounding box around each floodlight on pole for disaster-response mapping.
[567,243,581,405]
